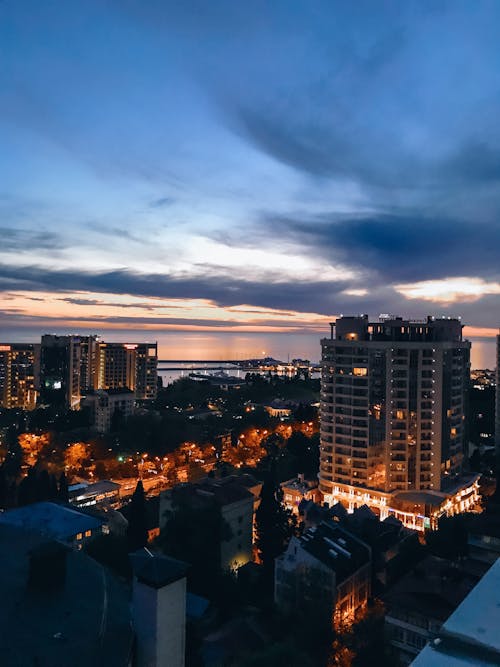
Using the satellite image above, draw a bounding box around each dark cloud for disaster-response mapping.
[268,213,500,284]
[0,262,352,314]
[0,227,64,251]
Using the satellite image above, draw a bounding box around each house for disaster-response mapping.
[275,521,371,625]
[263,400,293,419]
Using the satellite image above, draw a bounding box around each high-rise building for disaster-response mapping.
[39,335,81,409]
[0,343,39,410]
[319,315,478,530]
[79,335,100,392]
[94,342,157,400]
[495,333,500,472]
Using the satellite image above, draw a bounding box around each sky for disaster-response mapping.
[1,1,500,362]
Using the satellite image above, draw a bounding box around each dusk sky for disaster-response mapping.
[1,1,500,361]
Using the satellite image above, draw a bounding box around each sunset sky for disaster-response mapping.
[1,1,500,359]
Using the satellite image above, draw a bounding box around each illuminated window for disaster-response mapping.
[396,410,405,420]
[450,428,457,438]
[353,367,367,376]
[85,530,92,537]
[76,533,83,540]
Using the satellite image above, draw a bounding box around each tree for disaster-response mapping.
[126,481,148,551]
[426,514,468,561]
[160,493,232,597]
[1,426,23,479]
[58,472,69,502]
[255,459,295,587]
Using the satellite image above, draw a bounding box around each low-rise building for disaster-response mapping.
[410,558,500,666]
[0,523,133,666]
[275,521,371,625]
[160,477,254,571]
[263,400,293,419]
[384,555,487,665]
[81,388,135,433]
[0,501,107,549]
[281,474,319,514]
[69,480,121,508]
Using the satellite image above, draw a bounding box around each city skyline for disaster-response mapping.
[2,2,500,350]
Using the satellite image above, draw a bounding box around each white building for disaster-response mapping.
[81,388,135,433]
[319,315,478,530]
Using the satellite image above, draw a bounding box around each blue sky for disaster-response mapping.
[1,0,500,344]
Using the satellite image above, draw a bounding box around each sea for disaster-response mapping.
[0,330,495,380]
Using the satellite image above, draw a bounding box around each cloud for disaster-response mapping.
[0,227,64,251]
[272,213,500,283]
[395,277,500,303]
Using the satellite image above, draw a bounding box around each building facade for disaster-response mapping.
[81,388,135,432]
[39,335,81,409]
[0,343,39,410]
[275,522,371,625]
[320,316,476,529]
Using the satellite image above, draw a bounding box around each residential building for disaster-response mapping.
[410,558,500,666]
[79,334,100,391]
[95,341,158,400]
[81,388,135,432]
[0,501,107,548]
[320,315,477,530]
[160,477,254,571]
[39,334,81,409]
[275,521,371,625]
[0,343,39,410]
[495,333,500,469]
[384,555,485,665]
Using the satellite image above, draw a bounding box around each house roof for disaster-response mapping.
[0,524,133,666]
[299,521,371,583]
[0,501,105,540]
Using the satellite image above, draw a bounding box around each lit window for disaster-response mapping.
[76,533,83,540]
[396,410,404,420]
[85,530,92,537]
[353,367,367,376]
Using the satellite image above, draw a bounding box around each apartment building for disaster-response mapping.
[0,343,39,410]
[319,315,478,529]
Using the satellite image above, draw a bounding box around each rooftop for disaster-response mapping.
[410,559,500,666]
[0,523,133,666]
[0,501,105,540]
[130,547,188,588]
[299,521,371,582]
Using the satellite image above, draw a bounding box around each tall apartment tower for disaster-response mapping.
[0,344,39,410]
[39,335,81,409]
[319,316,471,524]
[495,334,500,472]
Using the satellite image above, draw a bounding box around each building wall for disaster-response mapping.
[40,335,81,409]
[156,577,186,667]
[220,496,254,570]
[0,344,39,410]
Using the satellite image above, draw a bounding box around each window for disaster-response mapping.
[76,533,83,540]
[85,530,92,537]
[353,367,367,376]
